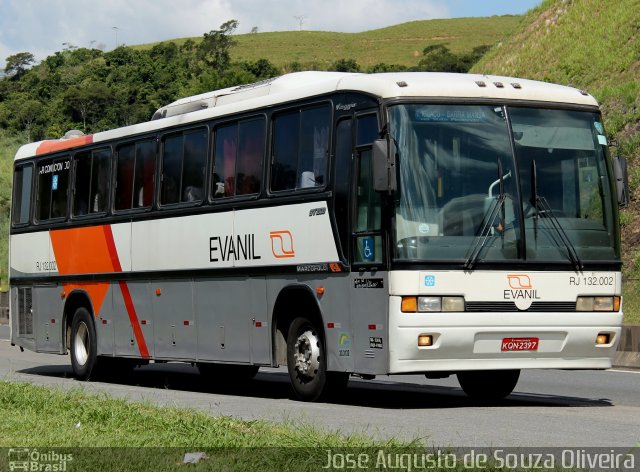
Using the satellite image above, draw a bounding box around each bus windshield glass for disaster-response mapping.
[390,104,618,265]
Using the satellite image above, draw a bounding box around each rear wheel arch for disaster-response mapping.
[63,290,94,351]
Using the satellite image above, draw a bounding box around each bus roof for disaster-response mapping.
[15,71,599,161]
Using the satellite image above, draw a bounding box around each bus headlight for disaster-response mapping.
[576,296,621,312]
[418,296,441,312]
[402,296,465,312]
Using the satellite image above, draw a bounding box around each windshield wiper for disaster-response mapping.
[530,160,583,271]
[464,159,507,270]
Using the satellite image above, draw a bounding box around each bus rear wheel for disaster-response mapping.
[457,369,520,401]
[70,307,98,380]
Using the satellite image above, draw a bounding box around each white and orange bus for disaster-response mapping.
[9,72,626,401]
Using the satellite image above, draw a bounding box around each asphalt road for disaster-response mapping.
[1,331,639,448]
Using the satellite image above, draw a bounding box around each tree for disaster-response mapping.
[417,44,463,72]
[8,94,43,141]
[198,20,239,71]
[245,59,279,79]
[330,58,360,72]
[64,81,112,131]
[4,52,35,78]
[417,44,490,73]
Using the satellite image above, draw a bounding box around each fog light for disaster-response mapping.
[418,334,433,347]
[596,333,611,345]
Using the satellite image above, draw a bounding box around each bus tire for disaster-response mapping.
[287,317,329,401]
[70,307,98,380]
[456,369,520,401]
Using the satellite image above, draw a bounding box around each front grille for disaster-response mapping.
[465,301,576,312]
[17,287,34,336]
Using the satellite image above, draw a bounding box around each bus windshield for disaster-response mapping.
[390,104,618,266]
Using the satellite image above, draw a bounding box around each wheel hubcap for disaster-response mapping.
[293,329,320,380]
[74,322,89,367]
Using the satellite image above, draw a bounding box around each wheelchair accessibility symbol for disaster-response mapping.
[362,237,374,261]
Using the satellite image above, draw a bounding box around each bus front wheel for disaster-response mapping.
[69,307,98,380]
[286,317,348,401]
[457,369,520,401]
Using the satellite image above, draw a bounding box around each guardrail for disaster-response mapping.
[0,291,7,325]
[614,324,640,369]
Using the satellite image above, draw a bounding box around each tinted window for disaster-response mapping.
[73,148,110,216]
[354,148,382,263]
[236,119,264,195]
[37,157,70,221]
[271,105,330,191]
[357,114,378,146]
[212,118,265,198]
[116,140,155,211]
[12,164,34,225]
[161,128,207,205]
[213,124,236,198]
[271,112,299,191]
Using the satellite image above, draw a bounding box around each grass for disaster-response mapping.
[622,281,640,324]
[0,381,423,471]
[139,16,524,71]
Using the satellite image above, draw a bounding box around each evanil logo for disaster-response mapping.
[504,274,540,310]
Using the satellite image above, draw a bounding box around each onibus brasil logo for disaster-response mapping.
[8,448,73,471]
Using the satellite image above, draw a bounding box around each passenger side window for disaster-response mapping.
[73,148,110,216]
[212,118,265,198]
[12,164,34,225]
[37,156,71,221]
[115,140,156,211]
[11,164,33,225]
[161,128,207,205]
[271,104,330,192]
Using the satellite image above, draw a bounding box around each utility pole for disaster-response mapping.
[293,15,306,31]
[112,26,120,48]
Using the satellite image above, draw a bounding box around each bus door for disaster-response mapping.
[349,113,389,374]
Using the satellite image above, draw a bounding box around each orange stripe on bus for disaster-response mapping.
[51,226,118,275]
[51,224,150,359]
[62,282,110,317]
[36,135,93,155]
[104,226,150,359]
[51,226,117,316]
[118,280,150,359]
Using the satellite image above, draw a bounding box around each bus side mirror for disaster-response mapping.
[372,138,397,193]
[613,156,629,207]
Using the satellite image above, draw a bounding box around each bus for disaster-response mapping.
[9,71,628,401]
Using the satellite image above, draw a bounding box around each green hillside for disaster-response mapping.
[230,16,523,70]
[473,0,640,320]
[139,16,523,71]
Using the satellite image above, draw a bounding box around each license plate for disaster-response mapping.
[501,337,539,352]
